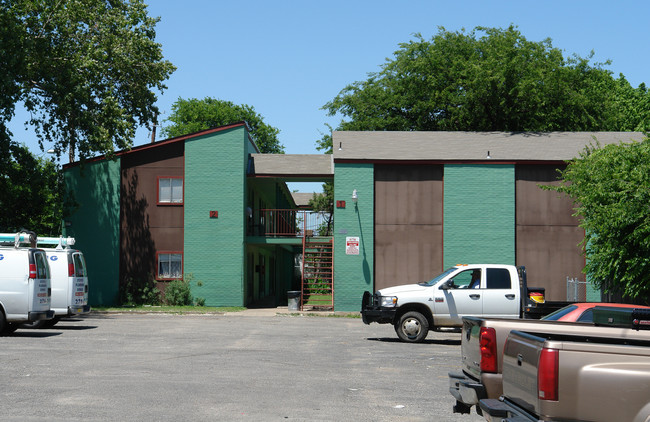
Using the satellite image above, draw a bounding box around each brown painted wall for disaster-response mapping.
[120,142,184,288]
[515,165,584,300]
[374,165,443,290]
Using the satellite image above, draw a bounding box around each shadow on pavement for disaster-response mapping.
[366,337,461,346]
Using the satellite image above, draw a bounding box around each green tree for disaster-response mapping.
[323,25,648,134]
[547,137,650,300]
[0,141,62,235]
[3,0,175,162]
[162,97,284,154]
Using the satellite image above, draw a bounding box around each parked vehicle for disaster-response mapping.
[479,307,650,421]
[449,305,650,416]
[540,301,649,322]
[21,236,90,328]
[361,264,570,343]
[0,232,54,334]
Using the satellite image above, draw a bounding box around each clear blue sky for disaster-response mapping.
[9,0,649,189]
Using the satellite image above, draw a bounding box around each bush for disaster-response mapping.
[164,273,205,306]
[164,278,193,306]
[121,275,161,306]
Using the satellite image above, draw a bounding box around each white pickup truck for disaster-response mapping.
[361,264,570,342]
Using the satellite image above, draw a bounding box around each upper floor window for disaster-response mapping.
[158,177,183,205]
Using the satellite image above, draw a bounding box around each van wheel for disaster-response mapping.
[43,317,60,328]
[0,311,6,333]
[2,322,19,335]
[395,311,429,343]
[21,320,46,329]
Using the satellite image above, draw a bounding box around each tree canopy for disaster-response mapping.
[0,142,62,235]
[323,25,649,134]
[162,97,284,154]
[1,0,175,162]
[547,137,650,300]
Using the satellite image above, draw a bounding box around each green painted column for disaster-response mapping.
[64,159,121,306]
[443,164,515,267]
[333,163,374,311]
[184,127,247,306]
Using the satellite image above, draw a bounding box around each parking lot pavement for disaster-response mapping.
[1,313,484,422]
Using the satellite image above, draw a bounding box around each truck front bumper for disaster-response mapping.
[29,310,55,322]
[360,291,396,324]
[449,371,487,413]
[479,398,537,422]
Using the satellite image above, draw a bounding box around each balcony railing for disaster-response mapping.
[248,209,332,237]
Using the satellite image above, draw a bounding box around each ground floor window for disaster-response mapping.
[157,252,182,279]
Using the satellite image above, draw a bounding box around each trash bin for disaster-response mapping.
[287,291,301,311]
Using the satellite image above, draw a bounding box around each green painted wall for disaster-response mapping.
[64,159,121,306]
[443,164,515,267]
[333,163,374,311]
[184,127,247,306]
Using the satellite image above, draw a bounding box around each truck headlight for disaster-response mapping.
[380,296,398,307]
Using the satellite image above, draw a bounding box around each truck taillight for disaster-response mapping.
[538,348,559,401]
[29,263,37,279]
[68,261,75,277]
[479,327,497,373]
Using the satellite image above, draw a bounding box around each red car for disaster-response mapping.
[541,302,650,322]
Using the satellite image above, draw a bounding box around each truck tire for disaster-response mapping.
[395,311,429,342]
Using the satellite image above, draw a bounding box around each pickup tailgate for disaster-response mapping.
[502,330,650,421]
[501,330,543,415]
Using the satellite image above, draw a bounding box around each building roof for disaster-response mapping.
[291,192,321,208]
[332,131,645,162]
[249,154,333,179]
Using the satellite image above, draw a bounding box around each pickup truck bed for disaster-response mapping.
[449,314,650,416]
[480,329,650,421]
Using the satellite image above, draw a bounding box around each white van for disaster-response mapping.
[43,247,90,327]
[21,236,91,328]
[0,233,53,334]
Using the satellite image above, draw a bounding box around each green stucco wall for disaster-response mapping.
[64,159,121,306]
[184,127,247,306]
[333,163,374,311]
[443,164,515,267]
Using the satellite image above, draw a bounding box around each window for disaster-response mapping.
[158,177,183,204]
[451,269,480,289]
[157,252,183,279]
[486,268,512,289]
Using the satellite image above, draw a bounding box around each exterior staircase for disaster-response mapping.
[301,238,333,310]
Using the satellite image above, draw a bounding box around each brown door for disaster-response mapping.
[515,165,585,301]
[374,165,444,291]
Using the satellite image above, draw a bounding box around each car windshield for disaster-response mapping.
[421,267,458,286]
[541,305,578,321]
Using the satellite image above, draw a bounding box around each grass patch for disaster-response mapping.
[91,306,246,314]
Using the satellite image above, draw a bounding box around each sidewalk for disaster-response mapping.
[233,306,358,317]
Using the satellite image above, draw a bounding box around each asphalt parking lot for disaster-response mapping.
[1,311,484,421]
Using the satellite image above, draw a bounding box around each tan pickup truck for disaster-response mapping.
[478,308,650,421]
[449,309,650,416]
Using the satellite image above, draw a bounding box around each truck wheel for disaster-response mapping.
[395,311,429,342]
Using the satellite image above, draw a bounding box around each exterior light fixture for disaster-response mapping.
[486,151,491,159]
[351,189,358,202]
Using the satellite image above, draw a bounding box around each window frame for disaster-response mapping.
[157,176,184,206]
[156,251,183,280]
